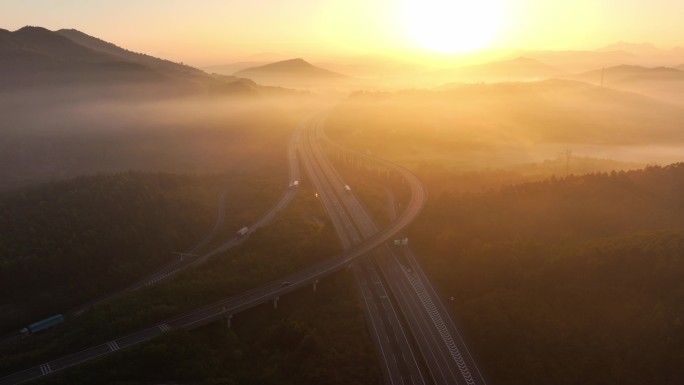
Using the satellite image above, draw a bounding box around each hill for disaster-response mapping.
[57,29,206,80]
[327,79,684,171]
[426,57,566,83]
[0,26,167,89]
[234,58,347,87]
[412,163,684,385]
[571,65,684,103]
[575,65,684,83]
[0,26,264,96]
[597,41,663,55]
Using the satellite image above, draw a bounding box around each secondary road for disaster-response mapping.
[65,124,304,317]
[0,117,428,385]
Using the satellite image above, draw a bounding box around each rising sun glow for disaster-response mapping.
[404,0,502,53]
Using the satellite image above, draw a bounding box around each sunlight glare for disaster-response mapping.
[404,0,502,53]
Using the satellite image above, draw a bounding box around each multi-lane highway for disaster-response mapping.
[306,116,487,385]
[298,116,427,385]
[0,116,430,385]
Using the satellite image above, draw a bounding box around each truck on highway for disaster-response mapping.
[344,184,352,193]
[236,227,249,237]
[20,314,64,335]
[289,180,299,189]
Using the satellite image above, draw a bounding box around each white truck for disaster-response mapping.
[344,184,352,193]
[236,227,249,237]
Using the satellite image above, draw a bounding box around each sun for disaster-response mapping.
[404,0,502,53]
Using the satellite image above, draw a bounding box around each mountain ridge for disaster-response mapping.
[233,58,347,87]
[427,56,566,82]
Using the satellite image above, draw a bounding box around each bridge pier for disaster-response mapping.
[226,314,232,328]
[274,296,279,309]
[313,279,319,292]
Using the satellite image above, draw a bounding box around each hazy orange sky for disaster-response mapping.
[3,0,684,65]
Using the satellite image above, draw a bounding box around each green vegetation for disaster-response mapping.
[0,171,273,332]
[411,164,684,385]
[32,272,380,385]
[2,172,379,385]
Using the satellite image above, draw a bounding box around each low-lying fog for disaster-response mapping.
[3,72,684,191]
[0,85,315,190]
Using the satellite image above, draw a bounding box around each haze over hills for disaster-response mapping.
[0,26,265,96]
[569,65,684,103]
[0,26,168,89]
[233,58,348,87]
[56,29,206,80]
[425,57,565,84]
[204,61,269,76]
[597,42,665,55]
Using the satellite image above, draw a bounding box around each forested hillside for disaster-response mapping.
[412,163,684,385]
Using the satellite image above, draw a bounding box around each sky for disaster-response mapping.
[2,0,684,66]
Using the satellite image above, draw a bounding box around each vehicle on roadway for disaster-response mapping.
[280,281,291,286]
[20,314,64,335]
[236,227,249,237]
[344,184,351,193]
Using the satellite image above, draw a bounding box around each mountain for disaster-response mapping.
[204,61,269,76]
[598,42,663,56]
[570,65,684,103]
[426,57,566,83]
[0,26,264,97]
[0,26,169,89]
[234,58,347,87]
[57,29,206,80]
[521,50,639,72]
[574,65,684,83]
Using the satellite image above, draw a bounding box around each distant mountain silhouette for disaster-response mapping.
[0,26,266,96]
[0,26,170,89]
[598,42,663,56]
[234,58,347,86]
[57,29,206,80]
[573,65,684,84]
[570,65,684,103]
[204,61,269,76]
[427,57,565,83]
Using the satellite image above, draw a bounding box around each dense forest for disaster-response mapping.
[2,175,381,385]
[0,171,282,332]
[411,163,684,385]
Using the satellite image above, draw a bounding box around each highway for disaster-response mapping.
[307,116,487,385]
[298,116,427,385]
[64,124,305,317]
[0,116,429,385]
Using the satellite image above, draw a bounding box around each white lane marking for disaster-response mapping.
[107,341,120,351]
[39,363,51,375]
[406,271,477,385]
[158,324,170,332]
